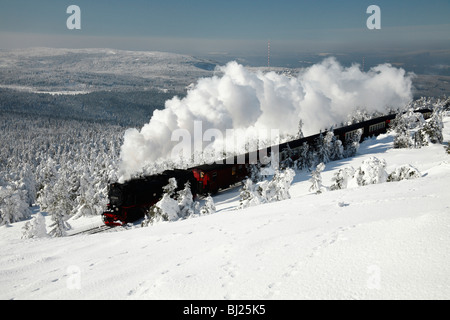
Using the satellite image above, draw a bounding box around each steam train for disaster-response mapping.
[102,109,432,226]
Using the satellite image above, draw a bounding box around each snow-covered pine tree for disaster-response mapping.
[200,194,216,215]
[264,168,295,202]
[328,133,344,161]
[48,208,70,237]
[142,178,180,226]
[40,172,73,237]
[238,179,261,209]
[309,163,326,194]
[393,126,412,148]
[296,141,312,171]
[352,157,388,186]
[280,144,295,169]
[177,181,195,218]
[392,110,426,149]
[36,158,58,195]
[421,109,444,144]
[163,177,177,196]
[248,163,263,183]
[330,167,355,191]
[73,168,96,218]
[387,165,421,182]
[0,186,31,226]
[22,212,47,239]
[315,133,330,165]
[413,128,428,148]
[18,163,37,206]
[344,129,363,157]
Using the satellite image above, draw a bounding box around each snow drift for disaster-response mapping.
[119,58,414,180]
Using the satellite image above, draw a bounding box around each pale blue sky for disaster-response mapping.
[1,0,449,57]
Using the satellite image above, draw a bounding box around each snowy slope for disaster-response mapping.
[1,118,449,300]
[0,48,216,92]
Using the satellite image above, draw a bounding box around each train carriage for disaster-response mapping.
[102,108,433,226]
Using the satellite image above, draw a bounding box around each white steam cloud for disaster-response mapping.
[119,57,413,180]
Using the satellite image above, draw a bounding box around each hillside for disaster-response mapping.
[0,48,216,92]
[0,48,217,126]
[1,116,449,300]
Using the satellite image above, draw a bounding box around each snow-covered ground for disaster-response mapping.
[1,118,449,300]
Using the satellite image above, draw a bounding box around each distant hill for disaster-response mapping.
[0,48,218,126]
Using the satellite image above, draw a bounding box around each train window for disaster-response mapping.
[369,122,385,133]
[345,129,360,141]
[212,172,217,181]
[232,166,236,175]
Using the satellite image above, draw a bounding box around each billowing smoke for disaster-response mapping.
[119,57,413,180]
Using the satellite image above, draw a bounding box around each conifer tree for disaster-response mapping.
[309,163,326,194]
[0,186,31,226]
[200,194,216,215]
[178,181,195,218]
[22,212,47,239]
[421,109,444,144]
[330,167,355,191]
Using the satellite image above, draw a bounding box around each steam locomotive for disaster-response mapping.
[102,109,432,226]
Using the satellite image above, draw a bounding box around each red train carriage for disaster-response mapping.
[192,163,249,195]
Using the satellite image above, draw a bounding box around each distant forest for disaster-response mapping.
[0,88,184,127]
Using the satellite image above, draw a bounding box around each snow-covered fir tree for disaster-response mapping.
[296,141,313,171]
[199,195,216,216]
[351,157,388,187]
[163,178,177,197]
[421,109,444,145]
[392,102,445,149]
[238,179,259,210]
[22,212,47,239]
[263,168,295,202]
[45,176,73,237]
[315,133,330,165]
[392,110,420,149]
[387,165,421,182]
[177,181,195,218]
[344,129,363,157]
[309,163,326,194]
[248,163,263,183]
[239,168,295,209]
[328,132,344,161]
[280,144,295,169]
[330,167,355,191]
[413,128,429,148]
[0,186,31,226]
[142,178,180,226]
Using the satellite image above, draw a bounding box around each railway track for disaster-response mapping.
[68,225,112,237]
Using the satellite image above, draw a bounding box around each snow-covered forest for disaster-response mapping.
[0,111,124,228]
[1,96,448,237]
